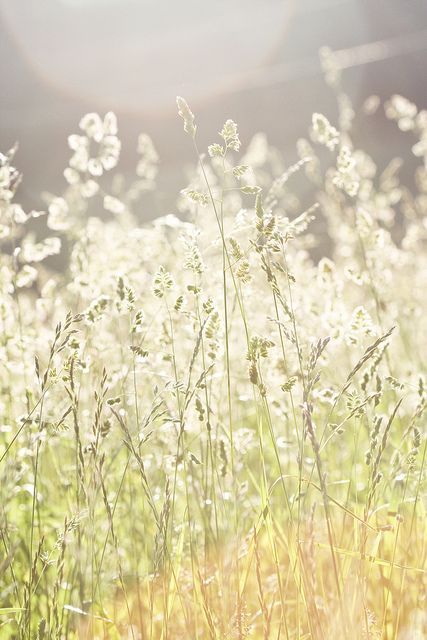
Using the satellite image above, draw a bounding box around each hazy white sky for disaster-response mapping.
[0,0,288,111]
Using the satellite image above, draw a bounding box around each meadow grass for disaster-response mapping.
[0,67,426,639]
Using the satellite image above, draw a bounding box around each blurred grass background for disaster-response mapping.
[1,0,426,219]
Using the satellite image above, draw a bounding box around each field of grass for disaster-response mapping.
[0,70,426,639]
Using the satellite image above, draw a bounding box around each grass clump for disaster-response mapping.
[0,72,426,640]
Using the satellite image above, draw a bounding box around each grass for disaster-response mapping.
[0,65,426,639]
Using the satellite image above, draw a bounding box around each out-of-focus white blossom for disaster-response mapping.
[0,151,21,202]
[385,95,417,131]
[311,113,340,151]
[9,204,29,224]
[68,111,121,177]
[332,146,360,197]
[136,134,159,184]
[319,46,341,88]
[48,197,70,231]
[21,236,61,263]
[103,195,125,215]
[15,265,38,288]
